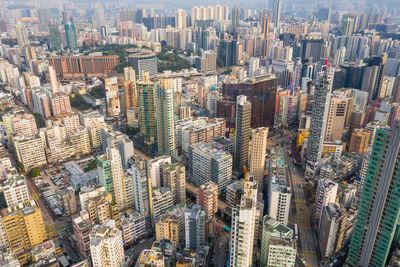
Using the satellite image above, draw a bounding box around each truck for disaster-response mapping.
[223,226,230,233]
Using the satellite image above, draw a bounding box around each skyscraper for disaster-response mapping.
[94,6,106,27]
[249,127,268,187]
[106,146,126,210]
[273,0,281,27]
[229,176,258,267]
[64,23,77,49]
[185,205,205,249]
[231,6,239,31]
[137,77,157,144]
[305,69,333,178]
[347,120,400,266]
[37,8,52,24]
[156,79,176,157]
[234,95,252,172]
[16,22,29,48]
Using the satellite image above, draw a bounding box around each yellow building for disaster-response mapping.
[155,215,180,245]
[1,200,47,264]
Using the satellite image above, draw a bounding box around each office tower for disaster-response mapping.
[90,220,124,267]
[220,74,278,128]
[131,156,152,229]
[16,22,29,48]
[37,8,51,24]
[148,155,171,187]
[305,70,332,178]
[347,121,400,266]
[260,216,296,267]
[104,146,126,210]
[267,147,291,225]
[136,249,164,266]
[120,8,144,23]
[49,25,62,50]
[185,205,205,249]
[127,51,158,79]
[229,177,258,267]
[299,39,324,61]
[51,93,71,116]
[156,79,176,157]
[361,54,387,102]
[318,203,347,258]
[104,77,120,117]
[273,0,281,26]
[197,181,218,223]
[1,200,46,264]
[324,94,350,141]
[175,9,187,28]
[48,65,59,94]
[94,6,106,27]
[137,78,157,144]
[234,95,252,172]
[218,39,237,67]
[12,135,47,170]
[342,18,355,36]
[155,214,180,245]
[349,129,370,154]
[189,142,232,191]
[249,127,268,187]
[152,187,173,224]
[163,163,186,205]
[313,178,338,230]
[64,23,77,49]
[231,6,239,31]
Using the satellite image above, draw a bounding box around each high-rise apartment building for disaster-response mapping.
[49,25,62,50]
[155,214,180,245]
[231,6,239,31]
[48,65,59,94]
[305,70,332,178]
[51,93,72,116]
[347,121,400,266]
[189,142,232,191]
[131,156,152,229]
[1,175,30,208]
[151,187,173,224]
[273,0,281,26]
[105,77,121,117]
[148,155,171,187]
[313,178,338,230]
[90,220,124,267]
[197,181,218,223]
[249,127,268,187]
[156,79,176,157]
[234,95,252,172]
[1,200,47,264]
[185,205,205,249]
[12,135,47,170]
[101,127,134,170]
[11,113,37,138]
[318,203,347,258]
[106,146,126,210]
[348,129,370,154]
[175,9,187,28]
[16,22,29,48]
[260,216,296,267]
[73,211,95,258]
[137,78,157,144]
[229,177,258,267]
[267,147,291,225]
[163,163,186,205]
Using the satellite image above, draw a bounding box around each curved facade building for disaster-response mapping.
[127,50,158,78]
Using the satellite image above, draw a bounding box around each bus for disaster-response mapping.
[294,224,298,240]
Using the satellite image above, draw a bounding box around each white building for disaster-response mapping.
[260,216,296,267]
[148,155,171,187]
[313,178,338,229]
[90,220,125,267]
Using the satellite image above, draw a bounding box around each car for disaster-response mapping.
[218,243,222,249]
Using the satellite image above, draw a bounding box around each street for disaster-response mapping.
[287,150,319,267]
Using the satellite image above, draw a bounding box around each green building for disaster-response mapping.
[96,155,113,197]
[346,120,400,266]
[137,80,157,144]
[64,23,77,49]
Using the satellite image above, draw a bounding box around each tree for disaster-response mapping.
[33,113,46,128]
[16,161,23,170]
[30,168,40,177]
[84,160,98,172]
[70,95,92,111]
[90,85,105,99]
